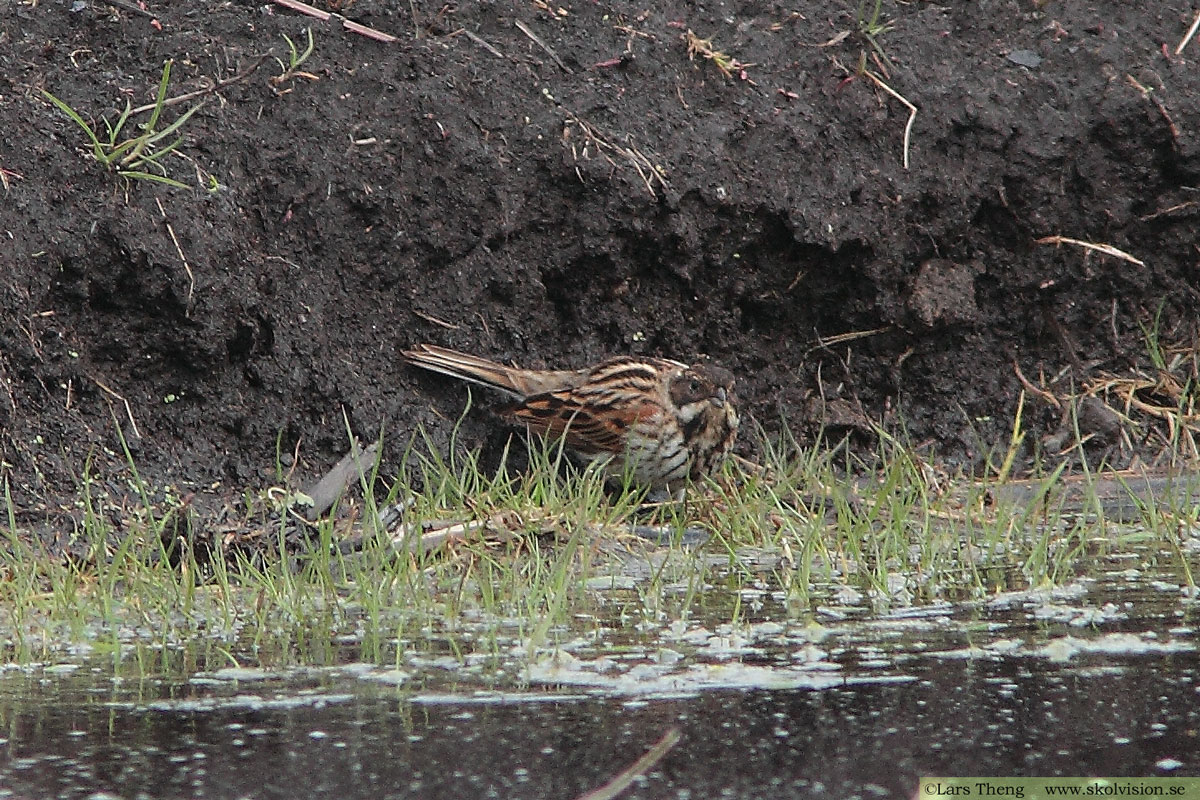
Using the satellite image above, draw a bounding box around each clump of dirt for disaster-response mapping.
[1,2,1197,526]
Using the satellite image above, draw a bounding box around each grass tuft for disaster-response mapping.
[1,350,1197,669]
[270,28,320,94]
[855,0,894,70]
[42,59,203,189]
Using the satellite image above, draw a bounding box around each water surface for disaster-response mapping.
[1,538,1196,799]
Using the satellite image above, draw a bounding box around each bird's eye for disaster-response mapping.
[689,379,701,393]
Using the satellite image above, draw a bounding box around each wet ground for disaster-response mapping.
[2,537,1196,798]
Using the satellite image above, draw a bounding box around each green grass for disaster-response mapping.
[41,59,203,188]
[270,28,319,93]
[277,28,315,76]
[0,393,1196,671]
[855,0,894,68]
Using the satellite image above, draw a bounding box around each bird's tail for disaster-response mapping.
[403,344,574,398]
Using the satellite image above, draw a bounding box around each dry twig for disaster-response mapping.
[412,309,459,330]
[862,69,916,169]
[1138,201,1197,222]
[564,113,669,197]
[130,54,270,115]
[91,376,141,439]
[0,165,22,194]
[269,0,397,42]
[804,326,889,357]
[457,29,505,59]
[302,439,380,520]
[1177,9,1200,55]
[155,197,195,310]
[574,728,683,800]
[1035,235,1146,267]
[515,19,572,73]
[1125,74,1181,147]
[1013,361,1062,408]
[387,510,531,554]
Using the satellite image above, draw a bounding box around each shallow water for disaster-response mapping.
[1,541,1197,799]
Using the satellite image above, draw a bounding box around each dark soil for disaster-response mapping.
[2,1,1198,522]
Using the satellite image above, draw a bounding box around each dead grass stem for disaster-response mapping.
[1035,235,1146,267]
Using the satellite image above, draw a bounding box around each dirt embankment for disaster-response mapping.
[0,2,1197,521]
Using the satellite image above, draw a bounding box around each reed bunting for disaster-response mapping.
[403,344,739,492]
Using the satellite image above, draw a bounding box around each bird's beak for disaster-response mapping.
[713,387,727,406]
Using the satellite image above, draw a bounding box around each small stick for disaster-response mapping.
[1149,95,1181,146]
[870,49,891,81]
[1013,360,1061,408]
[1138,201,1197,222]
[732,453,764,475]
[389,518,486,554]
[412,309,460,329]
[91,376,141,439]
[0,166,22,194]
[1176,9,1200,55]
[1126,74,1181,147]
[342,18,397,43]
[1125,73,1152,96]
[515,19,573,73]
[459,29,506,59]
[805,326,889,356]
[574,728,682,800]
[155,197,195,309]
[824,327,891,344]
[1035,235,1146,267]
[268,0,397,42]
[130,54,270,115]
[863,70,916,169]
[271,0,330,19]
[412,520,482,553]
[302,439,380,520]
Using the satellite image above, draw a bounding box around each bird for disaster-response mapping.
[402,344,739,493]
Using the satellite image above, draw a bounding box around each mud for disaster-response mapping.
[1,1,1197,515]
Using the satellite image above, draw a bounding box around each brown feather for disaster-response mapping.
[402,344,579,397]
[403,343,738,491]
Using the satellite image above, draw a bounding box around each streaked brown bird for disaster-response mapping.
[402,344,739,492]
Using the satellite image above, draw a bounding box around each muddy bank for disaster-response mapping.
[1,2,1197,513]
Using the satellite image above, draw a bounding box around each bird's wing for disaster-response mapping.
[504,390,658,455]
